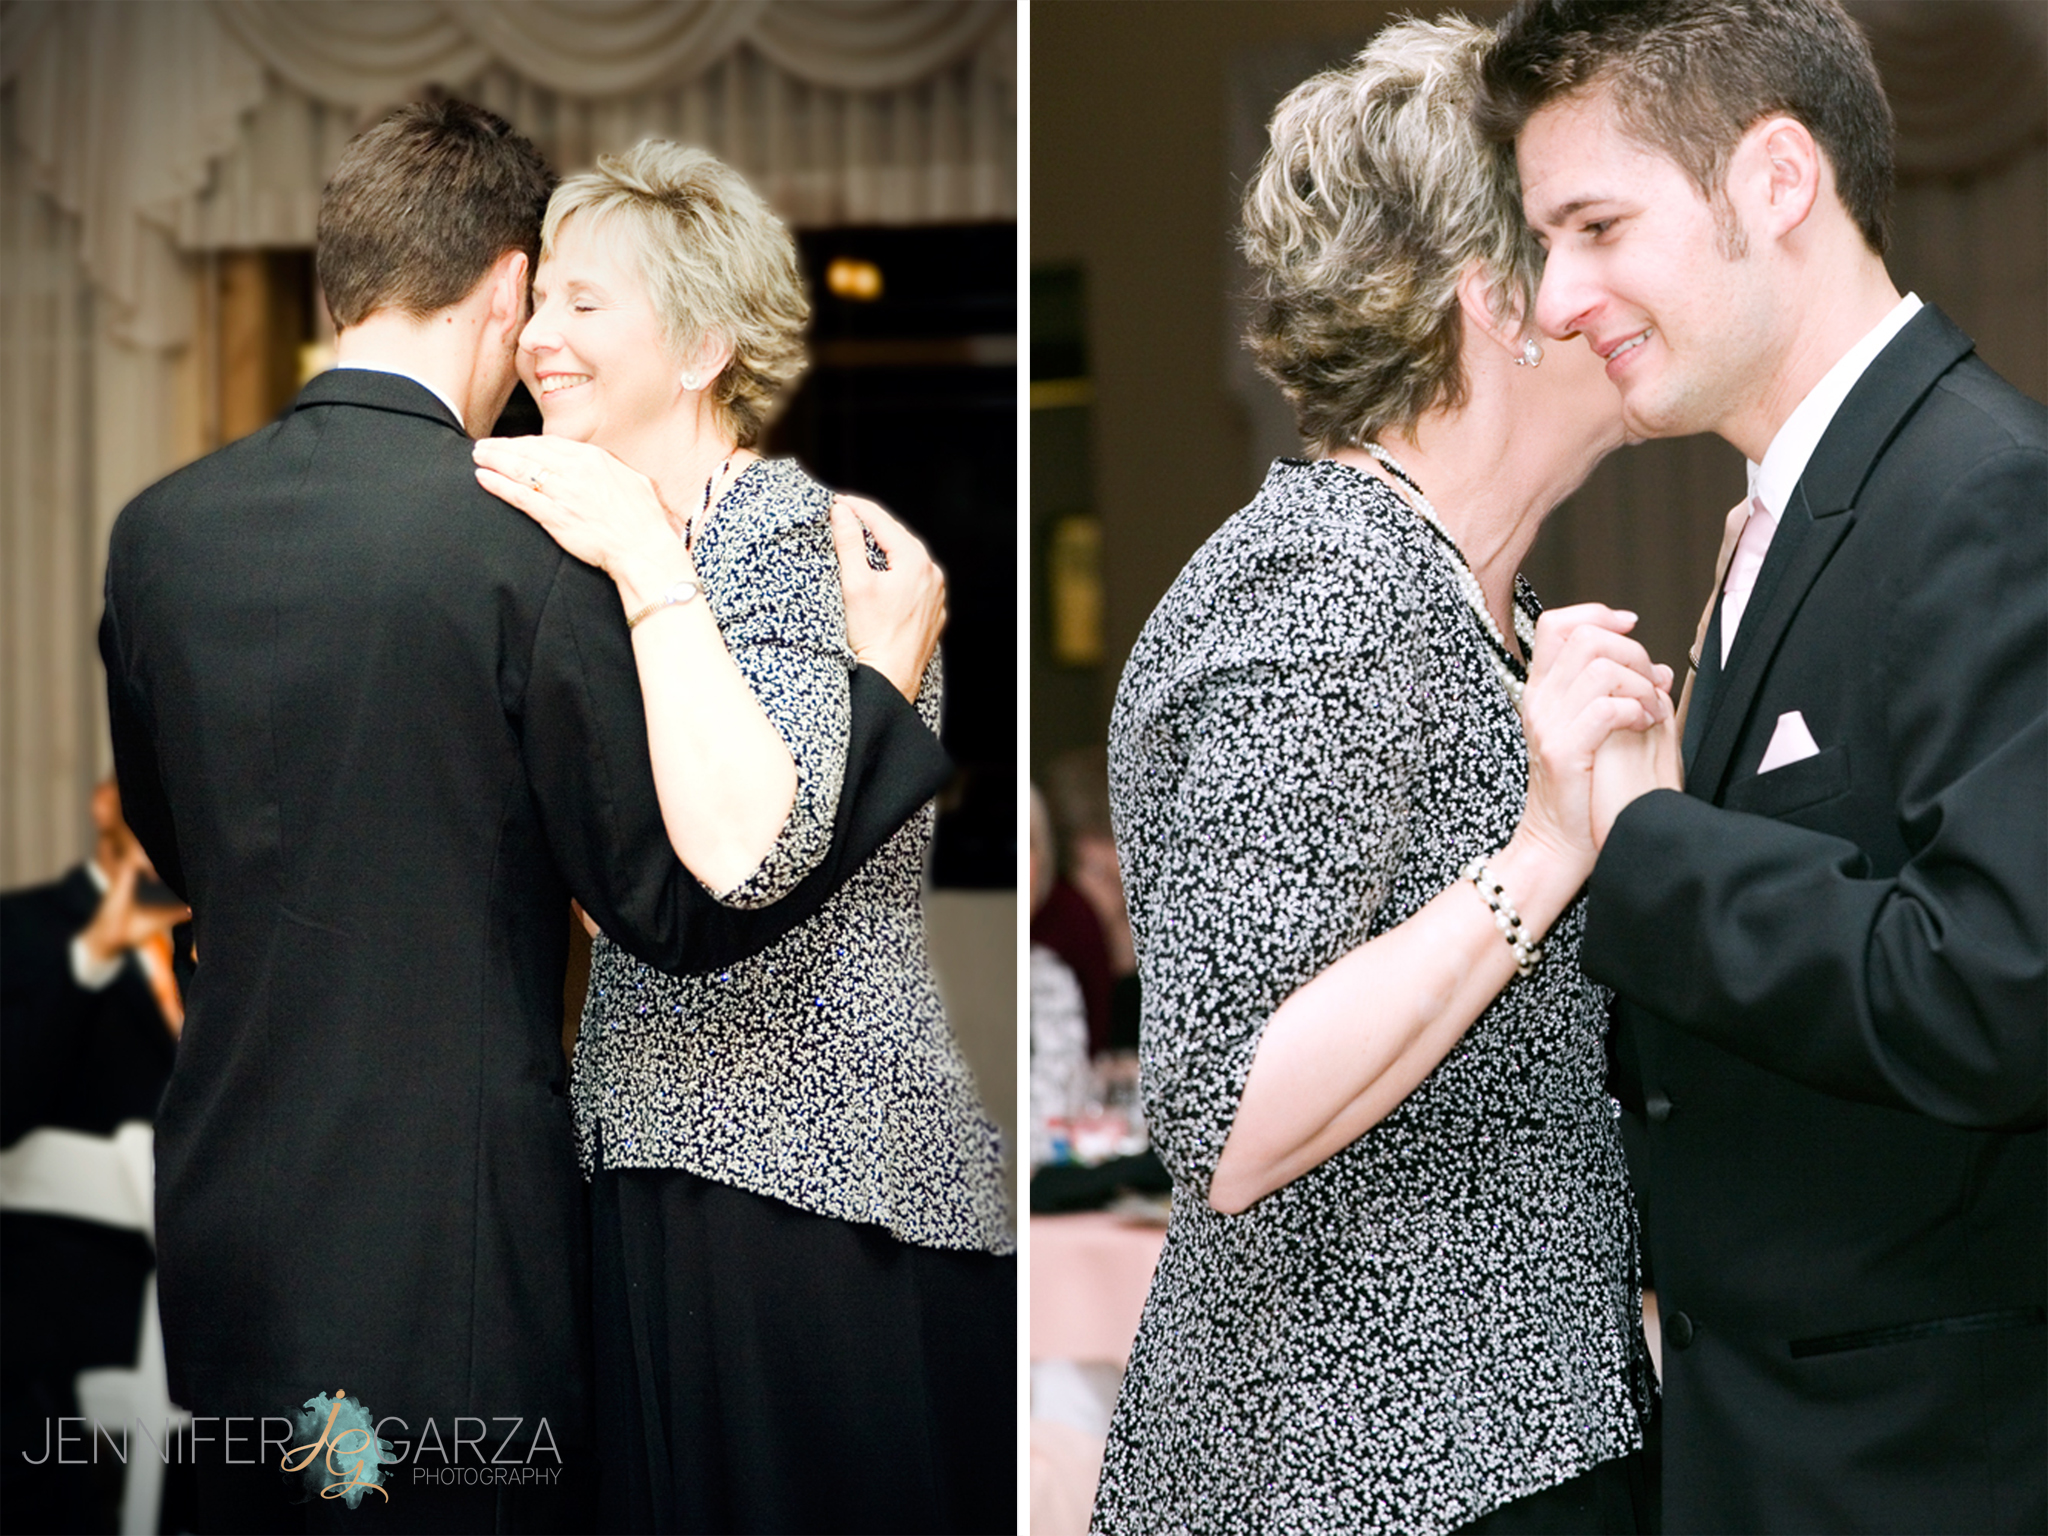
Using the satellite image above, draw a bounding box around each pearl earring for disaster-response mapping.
[681,372,702,391]
[1514,337,1543,368]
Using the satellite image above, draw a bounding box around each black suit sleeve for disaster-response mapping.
[521,555,951,974]
[99,577,184,900]
[1585,447,2047,1131]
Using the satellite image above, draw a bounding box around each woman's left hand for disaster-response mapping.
[473,435,680,576]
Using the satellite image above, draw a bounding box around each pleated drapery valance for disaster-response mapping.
[0,0,1016,347]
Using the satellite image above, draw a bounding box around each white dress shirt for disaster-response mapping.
[1724,293,1924,660]
[68,860,122,990]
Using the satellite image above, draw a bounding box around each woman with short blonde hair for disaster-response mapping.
[1094,17,1667,1533]
[475,140,1013,1534]
[539,141,810,448]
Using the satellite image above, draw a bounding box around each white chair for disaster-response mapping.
[0,1120,189,1535]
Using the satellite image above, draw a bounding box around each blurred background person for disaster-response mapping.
[1030,784,1091,1171]
[1,778,191,1534]
[1034,746,1138,1057]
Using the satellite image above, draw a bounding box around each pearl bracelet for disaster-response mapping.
[1460,857,1544,978]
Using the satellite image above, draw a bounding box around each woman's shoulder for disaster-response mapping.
[711,455,832,542]
[1110,460,1434,758]
[1141,459,1429,657]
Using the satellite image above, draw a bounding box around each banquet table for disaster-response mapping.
[1029,1209,1168,1364]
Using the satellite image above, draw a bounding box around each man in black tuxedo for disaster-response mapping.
[99,101,953,1533]
[2,779,189,1532]
[1483,2,2045,1530]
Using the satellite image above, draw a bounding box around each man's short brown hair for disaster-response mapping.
[1476,0,1896,256]
[317,100,555,329]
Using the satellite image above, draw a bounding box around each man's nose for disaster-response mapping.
[1533,249,1592,342]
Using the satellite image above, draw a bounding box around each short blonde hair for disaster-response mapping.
[541,141,808,447]
[1241,15,1542,455]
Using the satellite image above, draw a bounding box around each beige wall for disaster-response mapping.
[1034,3,1456,727]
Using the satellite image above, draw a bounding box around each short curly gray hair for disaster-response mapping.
[1241,15,1542,455]
[541,141,809,448]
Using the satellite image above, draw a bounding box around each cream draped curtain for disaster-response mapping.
[0,0,1015,883]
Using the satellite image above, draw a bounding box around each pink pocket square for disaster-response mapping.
[1757,710,1822,773]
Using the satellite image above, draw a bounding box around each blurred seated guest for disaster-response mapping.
[1031,786,1091,1170]
[1033,746,1129,1053]
[2,777,189,1532]
[1042,748,1133,979]
[3,779,185,1143]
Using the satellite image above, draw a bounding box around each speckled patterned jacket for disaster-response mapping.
[574,457,1013,1256]
[1094,458,1652,1534]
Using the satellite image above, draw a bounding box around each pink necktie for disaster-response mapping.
[1719,494,1779,664]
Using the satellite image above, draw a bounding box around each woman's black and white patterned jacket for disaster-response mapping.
[573,456,1013,1257]
[1094,457,1652,1535]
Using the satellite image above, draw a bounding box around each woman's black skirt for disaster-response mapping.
[589,1165,1015,1535]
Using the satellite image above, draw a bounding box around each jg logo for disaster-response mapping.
[282,1389,394,1506]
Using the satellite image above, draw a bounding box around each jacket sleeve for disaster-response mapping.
[1121,535,1423,1199]
[99,562,184,901]
[694,495,849,910]
[520,554,950,975]
[1584,446,2047,1131]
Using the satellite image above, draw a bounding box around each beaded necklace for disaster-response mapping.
[686,453,735,552]
[1362,443,1537,706]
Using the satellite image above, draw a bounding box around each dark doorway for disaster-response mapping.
[770,223,1017,889]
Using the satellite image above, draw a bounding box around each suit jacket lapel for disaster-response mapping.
[1686,486,1842,799]
[1683,305,1975,804]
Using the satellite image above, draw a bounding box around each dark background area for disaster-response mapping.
[774,223,1017,889]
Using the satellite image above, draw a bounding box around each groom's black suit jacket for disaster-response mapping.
[1586,306,2045,1532]
[98,369,951,1446]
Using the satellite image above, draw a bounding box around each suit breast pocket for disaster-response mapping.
[1726,744,1851,818]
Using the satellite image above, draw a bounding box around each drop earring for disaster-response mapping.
[1514,337,1543,368]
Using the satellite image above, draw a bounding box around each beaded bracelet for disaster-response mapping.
[1460,857,1544,978]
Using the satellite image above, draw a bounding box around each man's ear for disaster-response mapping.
[1733,115,1821,241]
[1456,262,1534,364]
[487,249,529,344]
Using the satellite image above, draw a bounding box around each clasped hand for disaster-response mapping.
[81,836,186,968]
[1519,604,1681,869]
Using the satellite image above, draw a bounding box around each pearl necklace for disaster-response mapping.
[1362,443,1537,706]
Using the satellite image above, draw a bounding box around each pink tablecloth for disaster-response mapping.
[1029,1211,1168,1364]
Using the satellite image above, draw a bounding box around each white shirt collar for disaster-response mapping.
[1747,293,1922,514]
[85,859,111,894]
[332,362,469,434]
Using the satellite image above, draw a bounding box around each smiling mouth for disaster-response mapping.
[538,374,590,397]
[1603,329,1653,363]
